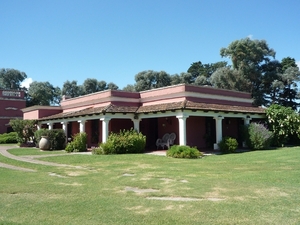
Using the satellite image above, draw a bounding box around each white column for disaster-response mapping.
[78,119,86,133]
[47,122,53,130]
[243,116,251,147]
[214,116,223,150]
[36,123,41,130]
[176,114,189,146]
[61,121,68,137]
[100,117,111,143]
[132,119,140,132]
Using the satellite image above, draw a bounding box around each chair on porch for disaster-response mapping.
[169,133,176,145]
[156,133,176,149]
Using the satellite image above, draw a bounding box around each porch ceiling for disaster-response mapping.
[38,100,265,121]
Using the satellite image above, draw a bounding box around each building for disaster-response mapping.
[22,84,265,150]
[0,89,26,134]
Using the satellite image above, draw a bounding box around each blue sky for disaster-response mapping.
[1,0,299,89]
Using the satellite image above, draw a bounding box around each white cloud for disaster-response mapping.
[20,77,33,88]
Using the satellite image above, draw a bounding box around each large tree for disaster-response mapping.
[27,81,61,106]
[261,57,300,109]
[62,80,84,98]
[210,67,250,92]
[134,70,171,91]
[82,78,102,94]
[0,68,27,89]
[214,38,276,105]
[277,58,300,110]
[187,61,228,85]
[106,82,119,90]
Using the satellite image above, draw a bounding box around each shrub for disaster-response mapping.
[218,137,238,154]
[95,129,146,155]
[0,132,18,144]
[34,129,66,150]
[65,132,87,153]
[47,129,66,150]
[266,104,300,146]
[245,123,273,150]
[91,146,103,155]
[9,119,37,144]
[166,145,202,159]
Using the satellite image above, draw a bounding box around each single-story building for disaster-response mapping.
[22,84,265,150]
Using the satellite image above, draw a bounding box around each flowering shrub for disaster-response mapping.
[245,123,273,150]
[218,137,238,154]
[266,104,300,146]
[96,129,146,154]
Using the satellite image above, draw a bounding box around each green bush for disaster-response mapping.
[245,123,273,150]
[95,129,146,155]
[0,132,18,144]
[266,104,300,146]
[34,129,66,150]
[9,119,37,144]
[65,132,87,153]
[166,145,202,159]
[218,137,238,154]
[91,147,103,155]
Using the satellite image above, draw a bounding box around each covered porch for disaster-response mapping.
[36,101,265,150]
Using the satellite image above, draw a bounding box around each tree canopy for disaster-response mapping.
[210,38,300,108]
[0,68,27,89]
[27,81,61,106]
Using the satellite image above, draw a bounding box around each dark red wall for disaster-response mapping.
[0,95,26,134]
[110,119,133,133]
[186,116,206,149]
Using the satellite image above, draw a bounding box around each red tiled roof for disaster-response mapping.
[39,101,265,121]
[184,101,265,114]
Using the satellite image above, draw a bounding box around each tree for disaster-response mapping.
[220,38,276,71]
[134,70,171,91]
[277,58,300,110]
[62,80,84,98]
[281,57,298,71]
[219,38,276,106]
[261,57,300,109]
[261,60,282,106]
[0,68,27,89]
[170,74,182,85]
[122,84,136,92]
[82,78,101,94]
[210,67,250,92]
[27,81,61,106]
[187,61,228,85]
[106,82,119,90]
[82,79,119,94]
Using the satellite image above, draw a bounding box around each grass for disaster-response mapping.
[8,147,66,156]
[0,146,300,224]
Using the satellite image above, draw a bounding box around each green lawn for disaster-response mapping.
[0,146,300,225]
